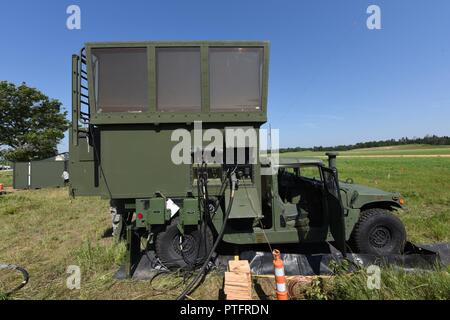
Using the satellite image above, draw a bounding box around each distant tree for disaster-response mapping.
[0,81,69,162]
[279,134,450,153]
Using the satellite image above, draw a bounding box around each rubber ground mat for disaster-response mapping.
[244,242,447,275]
[115,242,450,279]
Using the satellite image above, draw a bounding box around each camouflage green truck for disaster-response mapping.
[69,41,406,275]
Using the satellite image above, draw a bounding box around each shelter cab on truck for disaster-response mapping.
[69,41,407,276]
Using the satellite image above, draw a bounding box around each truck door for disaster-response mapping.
[322,167,346,255]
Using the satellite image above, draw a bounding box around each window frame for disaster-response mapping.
[208,46,264,113]
[155,46,202,112]
[90,46,149,114]
[85,41,269,124]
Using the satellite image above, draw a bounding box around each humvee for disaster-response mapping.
[69,41,406,274]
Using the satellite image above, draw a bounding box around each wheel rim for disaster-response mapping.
[171,234,198,262]
[369,226,391,248]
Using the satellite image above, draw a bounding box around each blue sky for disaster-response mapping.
[1,0,449,149]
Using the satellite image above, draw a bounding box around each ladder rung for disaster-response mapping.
[80,100,90,106]
[80,84,88,90]
[80,93,89,99]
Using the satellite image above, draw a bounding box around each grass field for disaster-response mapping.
[0,170,12,187]
[1,145,449,300]
[281,144,450,157]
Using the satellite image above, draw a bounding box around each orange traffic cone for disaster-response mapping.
[273,249,288,300]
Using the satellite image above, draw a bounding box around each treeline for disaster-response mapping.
[280,135,450,153]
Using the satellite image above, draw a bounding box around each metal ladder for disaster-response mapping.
[79,48,90,125]
[71,48,90,146]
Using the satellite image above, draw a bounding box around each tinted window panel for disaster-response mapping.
[91,47,148,113]
[209,47,263,112]
[156,47,201,112]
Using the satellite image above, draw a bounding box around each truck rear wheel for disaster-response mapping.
[351,208,406,255]
[110,200,125,241]
[155,218,214,269]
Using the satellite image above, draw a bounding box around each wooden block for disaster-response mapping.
[228,260,251,273]
[224,264,252,300]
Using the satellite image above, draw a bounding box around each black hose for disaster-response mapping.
[176,172,237,300]
[178,164,230,269]
[201,162,209,266]
[0,264,29,296]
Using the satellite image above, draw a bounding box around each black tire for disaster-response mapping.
[110,200,126,241]
[155,218,214,269]
[351,208,406,255]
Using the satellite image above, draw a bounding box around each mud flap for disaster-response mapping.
[124,225,141,278]
[115,250,165,280]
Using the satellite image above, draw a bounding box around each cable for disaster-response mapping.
[0,264,29,296]
[187,162,225,269]
[148,269,193,297]
[176,170,237,300]
[88,127,113,199]
[200,162,209,267]
[186,163,231,267]
[258,220,274,254]
[180,162,211,269]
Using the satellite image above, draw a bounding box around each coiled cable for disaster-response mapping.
[0,264,29,296]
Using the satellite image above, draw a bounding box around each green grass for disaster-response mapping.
[327,267,450,300]
[0,146,449,299]
[336,157,450,243]
[0,170,13,187]
[286,263,450,300]
[0,188,223,299]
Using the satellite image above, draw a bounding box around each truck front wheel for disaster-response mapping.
[351,208,406,255]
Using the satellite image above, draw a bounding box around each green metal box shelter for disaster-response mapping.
[69,41,269,200]
[13,153,69,189]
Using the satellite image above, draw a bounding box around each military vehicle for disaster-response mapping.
[69,41,407,276]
